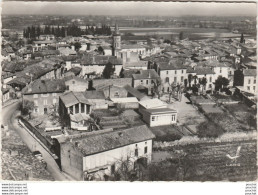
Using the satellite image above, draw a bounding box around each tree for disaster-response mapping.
[215,76,229,91]
[240,33,245,44]
[102,62,115,79]
[163,39,171,44]
[188,74,193,88]
[119,67,124,78]
[98,46,104,55]
[197,121,224,138]
[153,79,163,99]
[21,100,34,119]
[73,42,81,51]
[179,31,184,40]
[200,77,207,93]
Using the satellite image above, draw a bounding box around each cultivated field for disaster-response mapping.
[153,140,257,181]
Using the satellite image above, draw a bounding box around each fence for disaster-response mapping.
[18,116,54,152]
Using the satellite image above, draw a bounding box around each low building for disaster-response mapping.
[138,98,177,127]
[59,91,93,128]
[23,79,66,115]
[58,125,155,180]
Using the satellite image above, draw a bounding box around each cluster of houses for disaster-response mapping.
[1,24,257,180]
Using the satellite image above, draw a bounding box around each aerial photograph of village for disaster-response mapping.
[1,1,257,181]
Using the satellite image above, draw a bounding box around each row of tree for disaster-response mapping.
[23,24,112,39]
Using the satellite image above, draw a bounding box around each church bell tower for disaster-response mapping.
[112,24,121,56]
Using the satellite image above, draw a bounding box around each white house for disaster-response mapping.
[243,69,257,94]
[138,98,177,127]
[58,125,155,180]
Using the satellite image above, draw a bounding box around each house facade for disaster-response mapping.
[22,79,66,115]
[132,69,160,95]
[243,69,257,94]
[64,76,89,92]
[58,125,155,180]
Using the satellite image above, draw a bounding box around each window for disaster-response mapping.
[166,71,169,74]
[210,77,212,82]
[247,86,250,91]
[43,99,48,105]
[53,93,57,96]
[144,146,148,154]
[141,80,143,84]
[53,98,57,104]
[75,104,79,114]
[182,70,184,74]
[111,164,115,175]
[135,148,138,157]
[81,104,85,113]
[146,80,148,84]
[34,108,38,113]
[66,85,69,90]
[69,106,73,114]
[33,94,38,98]
[152,116,155,121]
[209,84,212,88]
[175,70,177,74]
[253,86,256,91]
[114,91,119,97]
[254,79,256,84]
[165,77,169,83]
[34,100,38,106]
[181,76,184,82]
[248,79,251,84]
[172,115,176,121]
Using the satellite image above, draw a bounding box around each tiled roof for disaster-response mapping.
[80,55,122,65]
[66,125,155,156]
[243,69,257,77]
[64,75,88,83]
[123,84,149,101]
[194,67,215,75]
[58,48,77,56]
[159,59,187,70]
[84,90,106,99]
[132,69,160,80]
[92,78,132,89]
[124,61,148,68]
[23,79,66,95]
[60,91,91,108]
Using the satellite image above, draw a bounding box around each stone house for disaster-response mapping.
[22,79,66,115]
[58,125,155,180]
[132,69,160,95]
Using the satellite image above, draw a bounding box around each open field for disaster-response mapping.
[151,140,257,181]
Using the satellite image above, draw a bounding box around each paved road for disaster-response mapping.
[2,101,73,181]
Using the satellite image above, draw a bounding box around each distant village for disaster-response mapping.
[1,20,257,181]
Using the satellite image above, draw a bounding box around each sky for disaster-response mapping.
[1,1,257,16]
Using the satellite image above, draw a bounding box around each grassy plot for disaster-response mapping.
[147,140,257,181]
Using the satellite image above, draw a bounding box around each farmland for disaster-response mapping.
[150,140,257,181]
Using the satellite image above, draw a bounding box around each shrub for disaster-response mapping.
[197,121,224,138]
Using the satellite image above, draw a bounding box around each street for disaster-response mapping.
[2,100,74,181]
